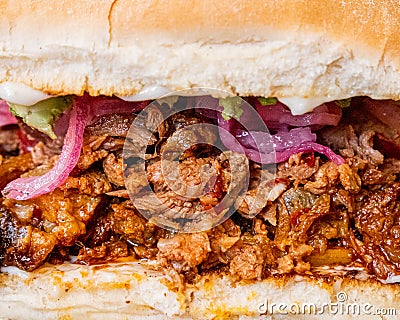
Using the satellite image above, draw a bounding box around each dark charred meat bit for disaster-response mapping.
[77,239,130,265]
[373,133,400,160]
[0,125,19,156]
[350,183,400,279]
[0,205,57,271]
[83,215,113,248]
[3,191,100,246]
[76,135,109,171]
[6,227,58,271]
[161,112,217,160]
[18,120,64,155]
[354,183,400,243]
[46,246,70,265]
[85,113,136,137]
[110,200,169,246]
[75,200,171,263]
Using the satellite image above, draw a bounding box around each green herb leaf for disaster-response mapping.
[159,96,179,108]
[8,96,72,139]
[258,97,278,106]
[219,96,243,120]
[334,98,352,108]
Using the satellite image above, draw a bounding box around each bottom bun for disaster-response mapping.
[0,261,399,319]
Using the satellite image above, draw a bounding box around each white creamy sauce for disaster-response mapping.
[120,89,344,115]
[0,266,29,278]
[382,274,400,284]
[278,96,335,115]
[117,85,172,102]
[0,82,52,106]
[0,82,347,116]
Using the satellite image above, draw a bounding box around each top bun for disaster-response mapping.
[0,0,400,100]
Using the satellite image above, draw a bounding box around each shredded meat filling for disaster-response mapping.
[1,98,400,284]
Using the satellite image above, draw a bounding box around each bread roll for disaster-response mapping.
[1,262,399,319]
[0,0,399,100]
